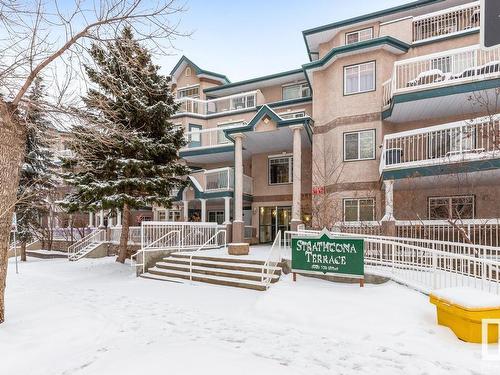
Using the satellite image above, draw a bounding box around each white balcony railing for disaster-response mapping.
[182,123,246,150]
[191,167,253,195]
[412,1,480,43]
[380,116,500,172]
[176,90,258,117]
[383,44,500,107]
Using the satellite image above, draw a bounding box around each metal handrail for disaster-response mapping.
[67,229,105,260]
[261,230,282,289]
[189,230,227,282]
[131,230,181,274]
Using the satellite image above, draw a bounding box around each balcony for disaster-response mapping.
[190,167,253,196]
[175,91,258,117]
[382,44,500,122]
[380,116,500,179]
[412,2,480,43]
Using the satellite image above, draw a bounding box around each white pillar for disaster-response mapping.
[183,200,189,222]
[223,197,231,224]
[234,134,244,223]
[165,209,171,222]
[199,199,207,222]
[98,209,105,228]
[291,125,303,225]
[108,210,113,227]
[116,209,122,227]
[88,212,94,227]
[382,179,395,221]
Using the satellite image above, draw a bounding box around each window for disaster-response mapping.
[282,82,311,101]
[217,121,245,144]
[279,111,306,119]
[268,155,293,185]
[185,67,192,77]
[208,211,225,225]
[428,196,474,220]
[188,124,202,148]
[231,94,255,110]
[345,28,373,45]
[177,85,199,99]
[344,198,375,221]
[344,61,376,95]
[344,130,375,161]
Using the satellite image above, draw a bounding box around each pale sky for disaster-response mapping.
[158,0,416,82]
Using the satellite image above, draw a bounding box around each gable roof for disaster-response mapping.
[170,56,230,85]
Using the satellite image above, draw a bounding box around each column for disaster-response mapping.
[98,209,105,228]
[381,179,396,237]
[108,210,114,227]
[223,197,231,224]
[381,179,395,221]
[232,133,244,243]
[290,125,303,231]
[165,209,171,222]
[183,200,189,222]
[116,209,122,227]
[88,212,94,228]
[199,199,207,222]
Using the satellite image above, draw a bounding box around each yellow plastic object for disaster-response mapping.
[430,293,500,344]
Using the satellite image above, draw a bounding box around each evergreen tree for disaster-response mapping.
[15,77,56,261]
[64,27,188,263]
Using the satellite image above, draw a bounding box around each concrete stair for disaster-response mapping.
[68,241,102,261]
[140,253,282,291]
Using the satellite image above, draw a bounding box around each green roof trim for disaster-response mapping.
[382,78,500,120]
[224,105,313,143]
[302,0,444,59]
[179,145,234,158]
[204,68,305,94]
[170,55,230,84]
[382,158,500,180]
[303,36,410,72]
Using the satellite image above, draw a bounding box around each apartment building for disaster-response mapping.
[157,0,500,243]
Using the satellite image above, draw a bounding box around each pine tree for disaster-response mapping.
[64,27,188,263]
[15,77,56,261]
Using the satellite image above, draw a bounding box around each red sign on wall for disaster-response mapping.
[312,186,325,195]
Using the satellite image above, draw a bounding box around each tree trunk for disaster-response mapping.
[116,203,130,263]
[0,102,27,324]
[20,242,27,262]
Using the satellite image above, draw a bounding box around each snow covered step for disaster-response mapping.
[162,257,282,274]
[139,272,185,284]
[145,266,268,291]
[170,253,269,266]
[155,261,280,282]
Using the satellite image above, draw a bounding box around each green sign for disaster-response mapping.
[291,229,364,278]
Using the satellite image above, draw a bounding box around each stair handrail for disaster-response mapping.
[189,229,226,282]
[261,230,282,289]
[131,230,181,274]
[67,229,105,260]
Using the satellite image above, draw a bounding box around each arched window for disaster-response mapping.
[185,67,191,77]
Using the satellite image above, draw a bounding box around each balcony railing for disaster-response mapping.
[175,91,258,117]
[412,2,480,43]
[182,123,246,150]
[191,167,253,195]
[383,44,500,107]
[380,116,500,172]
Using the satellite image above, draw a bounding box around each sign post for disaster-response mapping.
[11,213,18,274]
[291,228,364,286]
[481,0,500,49]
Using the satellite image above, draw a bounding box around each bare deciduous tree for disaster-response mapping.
[0,0,186,323]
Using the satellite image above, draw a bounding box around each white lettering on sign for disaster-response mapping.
[296,239,357,254]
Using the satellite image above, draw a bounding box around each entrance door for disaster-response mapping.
[259,206,291,243]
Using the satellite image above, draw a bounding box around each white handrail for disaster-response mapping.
[261,230,282,289]
[285,229,500,294]
[67,229,105,260]
[189,230,227,282]
[131,230,181,274]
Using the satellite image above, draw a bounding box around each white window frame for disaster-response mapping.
[343,198,375,222]
[208,210,225,224]
[343,129,376,161]
[281,82,311,101]
[268,154,293,185]
[345,27,374,45]
[278,110,307,120]
[343,61,376,95]
[428,195,475,220]
[176,84,200,99]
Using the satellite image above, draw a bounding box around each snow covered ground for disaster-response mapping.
[1,256,498,375]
